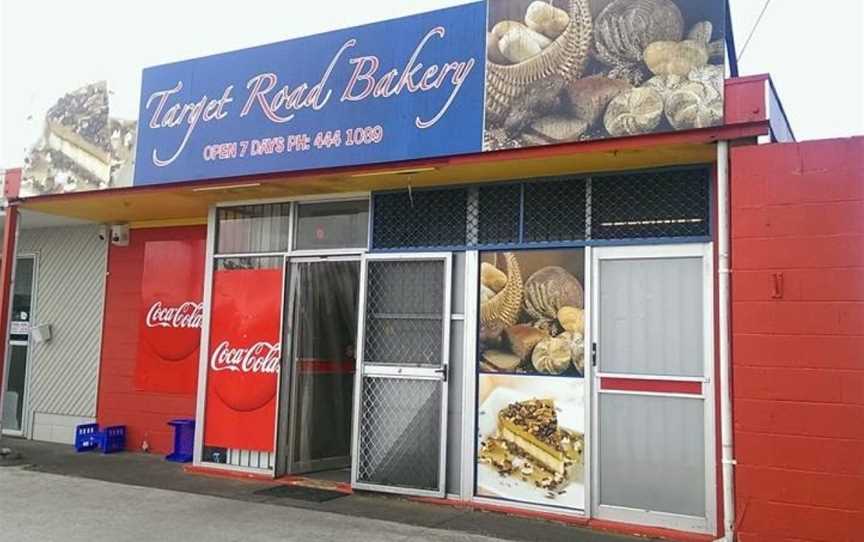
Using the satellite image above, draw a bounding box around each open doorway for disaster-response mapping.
[279,258,360,483]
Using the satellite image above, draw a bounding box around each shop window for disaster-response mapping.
[294,200,369,250]
[216,203,291,254]
[476,249,587,511]
[523,178,587,244]
[590,168,710,240]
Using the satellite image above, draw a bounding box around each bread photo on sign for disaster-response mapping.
[483,0,726,151]
[478,252,586,377]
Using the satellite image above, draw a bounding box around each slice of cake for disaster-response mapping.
[497,399,580,476]
[44,81,112,185]
[23,81,138,195]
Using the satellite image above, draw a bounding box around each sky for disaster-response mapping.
[0,0,862,170]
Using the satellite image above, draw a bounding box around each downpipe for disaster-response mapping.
[715,141,735,542]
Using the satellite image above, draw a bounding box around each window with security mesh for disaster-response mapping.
[523,177,587,243]
[590,168,711,240]
[370,166,711,249]
[473,184,521,246]
[372,189,468,249]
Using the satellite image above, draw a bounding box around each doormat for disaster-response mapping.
[254,484,348,502]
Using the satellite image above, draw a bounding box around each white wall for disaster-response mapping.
[17,225,107,443]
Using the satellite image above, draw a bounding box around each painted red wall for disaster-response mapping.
[731,137,864,542]
[97,225,206,453]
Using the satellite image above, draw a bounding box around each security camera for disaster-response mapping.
[110,224,130,247]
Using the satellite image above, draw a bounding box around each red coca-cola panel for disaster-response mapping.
[204,266,283,452]
[135,239,205,394]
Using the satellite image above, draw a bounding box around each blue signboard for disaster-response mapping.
[133,0,728,188]
[134,2,486,186]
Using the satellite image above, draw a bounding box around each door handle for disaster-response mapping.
[434,365,448,382]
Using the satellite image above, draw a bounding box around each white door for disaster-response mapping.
[351,253,451,497]
[591,244,716,534]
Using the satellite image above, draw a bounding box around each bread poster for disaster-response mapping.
[476,248,587,510]
[484,0,727,150]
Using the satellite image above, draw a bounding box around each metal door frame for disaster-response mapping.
[590,243,716,534]
[350,252,451,498]
[280,255,362,475]
[1,253,37,438]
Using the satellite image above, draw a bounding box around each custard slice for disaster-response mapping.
[497,399,581,475]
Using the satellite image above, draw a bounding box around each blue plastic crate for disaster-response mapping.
[74,423,100,452]
[99,426,126,454]
[75,423,126,454]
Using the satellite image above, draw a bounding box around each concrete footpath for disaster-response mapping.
[0,467,504,542]
[0,438,640,542]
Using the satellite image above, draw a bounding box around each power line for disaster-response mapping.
[738,0,773,62]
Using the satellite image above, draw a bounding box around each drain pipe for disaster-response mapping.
[716,141,735,542]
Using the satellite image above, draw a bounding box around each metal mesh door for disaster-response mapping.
[352,255,451,497]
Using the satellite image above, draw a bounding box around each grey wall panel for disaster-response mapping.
[446,319,464,494]
[599,257,703,377]
[599,393,706,517]
[18,225,107,420]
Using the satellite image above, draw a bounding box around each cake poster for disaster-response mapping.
[477,375,586,509]
[20,81,138,197]
[484,0,727,150]
[476,249,587,510]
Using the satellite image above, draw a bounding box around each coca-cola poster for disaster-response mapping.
[204,266,283,452]
[136,239,206,394]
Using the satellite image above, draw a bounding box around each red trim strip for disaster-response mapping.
[296,359,356,375]
[412,496,714,542]
[183,464,274,481]
[0,205,19,392]
[601,377,702,395]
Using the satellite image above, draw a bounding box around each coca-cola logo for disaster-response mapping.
[210,340,281,412]
[141,298,203,362]
[210,341,281,374]
[146,301,203,329]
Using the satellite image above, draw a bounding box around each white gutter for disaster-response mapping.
[716,141,735,542]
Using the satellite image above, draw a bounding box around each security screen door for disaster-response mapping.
[351,253,451,497]
[591,244,715,534]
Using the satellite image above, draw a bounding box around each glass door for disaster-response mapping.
[590,244,715,534]
[2,256,36,436]
[284,258,360,474]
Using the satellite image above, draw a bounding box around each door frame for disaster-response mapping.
[589,243,716,534]
[278,254,362,476]
[1,253,37,438]
[350,252,452,498]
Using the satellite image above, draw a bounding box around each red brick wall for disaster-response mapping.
[97,226,206,453]
[731,137,864,542]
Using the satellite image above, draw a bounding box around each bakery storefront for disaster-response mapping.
[7,0,774,539]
